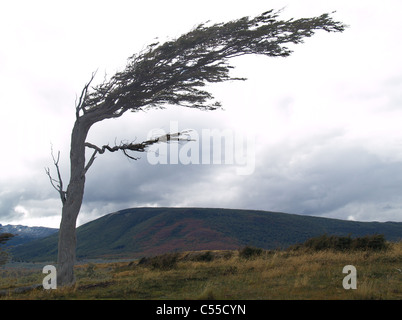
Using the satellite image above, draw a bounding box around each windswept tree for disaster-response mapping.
[46,9,346,286]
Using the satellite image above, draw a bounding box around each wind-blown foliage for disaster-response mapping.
[78,10,345,121]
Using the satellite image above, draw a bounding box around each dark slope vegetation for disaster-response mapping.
[10,207,402,262]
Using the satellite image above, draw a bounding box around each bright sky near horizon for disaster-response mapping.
[1,0,402,228]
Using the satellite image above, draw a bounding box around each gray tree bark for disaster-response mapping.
[57,119,91,287]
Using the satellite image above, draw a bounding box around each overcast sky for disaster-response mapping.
[1,0,402,228]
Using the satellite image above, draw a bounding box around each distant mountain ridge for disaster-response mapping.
[0,223,57,247]
[10,207,402,262]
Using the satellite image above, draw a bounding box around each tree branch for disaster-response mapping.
[75,71,97,119]
[83,149,98,175]
[45,147,66,205]
[83,130,194,173]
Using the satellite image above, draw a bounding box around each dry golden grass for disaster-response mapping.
[1,243,401,300]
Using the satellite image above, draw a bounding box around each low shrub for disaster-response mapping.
[292,234,388,252]
[138,252,180,270]
[239,246,263,259]
[194,251,214,262]
[85,262,96,278]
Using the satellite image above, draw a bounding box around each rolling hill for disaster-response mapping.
[10,207,402,262]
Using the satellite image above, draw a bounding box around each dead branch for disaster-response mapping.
[75,71,97,118]
[45,147,66,205]
[83,130,194,174]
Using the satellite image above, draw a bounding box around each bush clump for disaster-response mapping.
[0,231,15,266]
[138,252,180,270]
[194,251,214,262]
[292,234,388,252]
[239,246,263,259]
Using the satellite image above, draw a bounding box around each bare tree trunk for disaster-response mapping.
[57,119,91,287]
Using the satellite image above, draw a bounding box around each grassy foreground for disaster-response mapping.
[1,241,401,300]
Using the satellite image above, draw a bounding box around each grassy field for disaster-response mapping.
[1,241,401,300]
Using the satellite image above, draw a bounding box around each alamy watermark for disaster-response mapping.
[342,265,357,290]
[146,121,256,175]
[42,265,57,289]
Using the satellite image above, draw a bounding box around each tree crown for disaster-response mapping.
[75,9,345,123]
